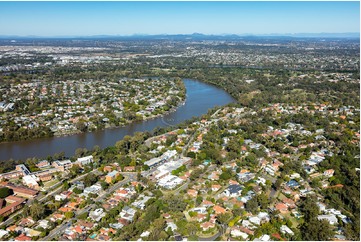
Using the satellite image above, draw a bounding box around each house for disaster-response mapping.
[249,216,261,225]
[18,217,35,227]
[89,208,106,222]
[6,225,24,234]
[196,213,207,222]
[187,189,198,197]
[24,228,41,237]
[257,234,271,241]
[286,180,299,189]
[323,169,335,177]
[83,184,102,196]
[123,166,135,172]
[55,190,72,201]
[103,166,113,173]
[77,220,95,230]
[223,184,243,197]
[99,228,116,236]
[280,225,294,236]
[50,213,65,222]
[14,234,31,241]
[282,198,296,209]
[318,214,338,225]
[200,222,215,231]
[38,219,50,229]
[0,229,8,239]
[140,231,150,238]
[230,227,249,240]
[76,156,94,166]
[239,226,255,235]
[275,203,288,213]
[213,205,227,214]
[166,222,178,232]
[192,207,207,214]
[211,184,221,192]
[201,200,214,208]
[105,171,119,184]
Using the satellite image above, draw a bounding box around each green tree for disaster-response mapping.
[245,196,258,214]
[29,201,46,220]
[300,218,334,241]
[0,187,12,198]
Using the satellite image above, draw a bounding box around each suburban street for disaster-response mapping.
[41,173,135,241]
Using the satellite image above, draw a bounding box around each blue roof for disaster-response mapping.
[287,179,299,187]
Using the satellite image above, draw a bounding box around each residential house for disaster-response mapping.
[89,208,106,222]
[76,156,94,167]
[211,184,221,192]
[323,169,335,177]
[280,225,294,236]
[14,234,31,241]
[187,189,198,198]
[275,203,288,213]
[213,205,227,214]
[318,214,338,225]
[223,184,243,197]
[105,171,119,184]
[200,222,215,231]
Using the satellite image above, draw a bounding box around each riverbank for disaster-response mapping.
[0,79,235,161]
[52,97,187,139]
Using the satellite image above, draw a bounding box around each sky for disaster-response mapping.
[0,1,359,36]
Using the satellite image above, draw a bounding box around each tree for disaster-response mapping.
[219,171,232,180]
[245,196,258,214]
[0,187,12,198]
[83,173,97,187]
[29,201,46,220]
[300,218,334,241]
[257,193,269,209]
[63,181,70,190]
[298,195,319,221]
[186,222,199,236]
[65,211,74,219]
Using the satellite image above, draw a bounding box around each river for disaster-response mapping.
[0,79,235,161]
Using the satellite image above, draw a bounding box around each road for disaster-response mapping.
[41,173,135,241]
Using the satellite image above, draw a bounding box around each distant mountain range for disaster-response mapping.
[0,32,359,40]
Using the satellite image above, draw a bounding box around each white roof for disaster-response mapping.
[22,175,38,185]
[0,229,8,239]
[77,155,93,162]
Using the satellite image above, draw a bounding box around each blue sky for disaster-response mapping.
[0,1,359,36]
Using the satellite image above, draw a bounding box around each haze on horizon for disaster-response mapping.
[0,1,359,37]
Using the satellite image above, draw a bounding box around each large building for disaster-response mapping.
[52,160,73,172]
[0,196,26,217]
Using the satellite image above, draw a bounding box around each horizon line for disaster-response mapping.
[0,32,359,39]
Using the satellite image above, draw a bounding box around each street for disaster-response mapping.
[41,173,134,241]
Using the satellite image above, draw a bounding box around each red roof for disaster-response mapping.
[15,234,31,241]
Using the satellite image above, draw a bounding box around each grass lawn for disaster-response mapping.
[43,179,60,190]
[277,192,287,201]
[197,228,219,238]
[284,213,299,228]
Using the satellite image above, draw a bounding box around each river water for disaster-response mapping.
[0,79,235,161]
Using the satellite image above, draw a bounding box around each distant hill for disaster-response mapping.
[0,32,359,41]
